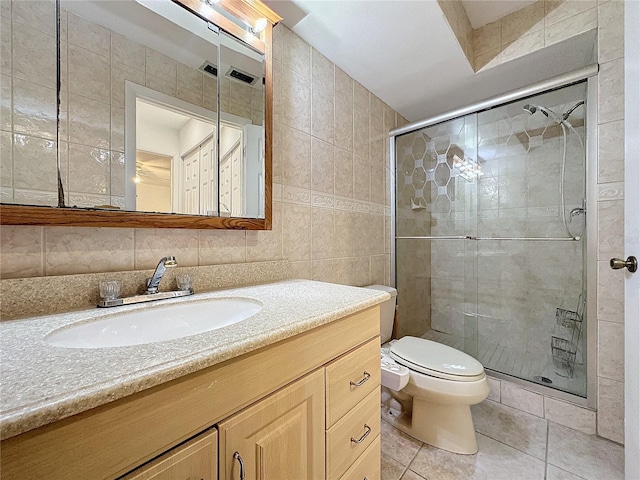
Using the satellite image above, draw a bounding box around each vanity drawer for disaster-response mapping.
[326,387,381,480]
[339,434,380,480]
[326,338,380,427]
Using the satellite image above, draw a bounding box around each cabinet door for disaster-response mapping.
[122,429,217,480]
[218,369,325,480]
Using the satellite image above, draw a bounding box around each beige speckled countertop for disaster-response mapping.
[0,279,388,441]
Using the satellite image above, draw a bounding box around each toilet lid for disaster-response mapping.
[390,337,485,381]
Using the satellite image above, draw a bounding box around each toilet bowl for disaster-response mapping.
[365,285,489,455]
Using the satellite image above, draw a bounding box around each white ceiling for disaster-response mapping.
[264,0,596,124]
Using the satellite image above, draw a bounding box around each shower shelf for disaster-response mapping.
[556,307,582,329]
[551,295,585,378]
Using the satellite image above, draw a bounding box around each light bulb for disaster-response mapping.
[252,17,268,34]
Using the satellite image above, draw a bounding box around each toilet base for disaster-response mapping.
[384,396,479,455]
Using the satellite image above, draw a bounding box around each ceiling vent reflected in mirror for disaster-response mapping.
[200,61,219,77]
[226,66,258,85]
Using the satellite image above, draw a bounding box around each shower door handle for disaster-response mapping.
[610,256,638,273]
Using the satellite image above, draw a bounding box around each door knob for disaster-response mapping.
[609,256,638,273]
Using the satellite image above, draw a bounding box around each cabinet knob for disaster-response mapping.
[610,256,638,273]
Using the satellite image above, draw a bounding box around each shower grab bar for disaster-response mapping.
[397,235,471,240]
[474,236,580,241]
[396,235,580,241]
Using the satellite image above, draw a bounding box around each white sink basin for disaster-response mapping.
[45,297,263,349]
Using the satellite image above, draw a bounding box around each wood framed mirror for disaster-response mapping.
[0,0,280,229]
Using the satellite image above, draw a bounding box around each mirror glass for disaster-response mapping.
[1,0,266,220]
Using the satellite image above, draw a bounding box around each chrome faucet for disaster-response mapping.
[97,255,194,308]
[145,256,177,294]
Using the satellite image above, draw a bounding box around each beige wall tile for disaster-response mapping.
[111,107,125,153]
[334,67,353,152]
[12,134,57,191]
[545,0,597,26]
[370,95,384,142]
[0,225,44,278]
[544,6,597,46]
[597,320,624,382]
[311,137,334,194]
[68,44,110,103]
[281,65,311,133]
[474,21,501,56]
[501,30,545,63]
[177,63,203,97]
[597,120,624,183]
[311,82,334,144]
[111,32,145,72]
[0,130,11,186]
[68,95,110,149]
[475,47,502,72]
[501,0,545,45]
[597,260,624,323]
[246,202,282,262]
[353,154,370,202]
[68,12,110,57]
[597,199,624,260]
[110,62,145,108]
[289,260,312,280]
[1,14,11,76]
[12,80,56,140]
[198,230,246,265]
[133,228,199,270]
[353,81,370,159]
[12,0,55,36]
[45,226,134,275]
[68,144,110,195]
[597,0,624,63]
[334,147,353,198]
[110,151,124,197]
[0,73,10,131]
[282,202,312,261]
[145,49,177,83]
[311,207,334,260]
[282,28,310,80]
[311,48,334,94]
[598,58,624,124]
[544,397,596,434]
[11,17,56,89]
[146,73,176,98]
[501,382,544,417]
[311,259,335,283]
[281,125,311,189]
[597,376,624,443]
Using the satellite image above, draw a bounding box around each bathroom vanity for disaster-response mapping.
[0,280,387,479]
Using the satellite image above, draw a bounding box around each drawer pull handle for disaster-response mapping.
[351,424,372,444]
[233,451,245,480]
[350,371,371,387]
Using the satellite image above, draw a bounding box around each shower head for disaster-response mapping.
[523,104,550,118]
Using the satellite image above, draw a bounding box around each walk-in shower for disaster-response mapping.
[391,75,595,399]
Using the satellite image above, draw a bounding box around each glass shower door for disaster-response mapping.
[395,114,479,358]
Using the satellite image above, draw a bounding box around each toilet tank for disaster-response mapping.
[364,285,397,343]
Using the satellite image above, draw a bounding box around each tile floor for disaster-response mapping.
[381,398,624,480]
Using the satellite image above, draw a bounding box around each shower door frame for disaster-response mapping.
[389,66,598,408]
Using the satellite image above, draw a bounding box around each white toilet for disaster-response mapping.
[365,285,489,455]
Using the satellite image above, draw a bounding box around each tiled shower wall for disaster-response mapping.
[0,3,403,291]
[439,0,626,444]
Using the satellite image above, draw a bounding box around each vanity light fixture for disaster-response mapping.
[252,17,268,34]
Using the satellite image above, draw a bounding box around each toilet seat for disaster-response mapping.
[390,336,485,382]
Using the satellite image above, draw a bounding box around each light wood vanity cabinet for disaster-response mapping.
[0,306,382,480]
[122,429,218,480]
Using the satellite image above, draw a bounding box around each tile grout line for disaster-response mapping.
[544,419,550,479]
